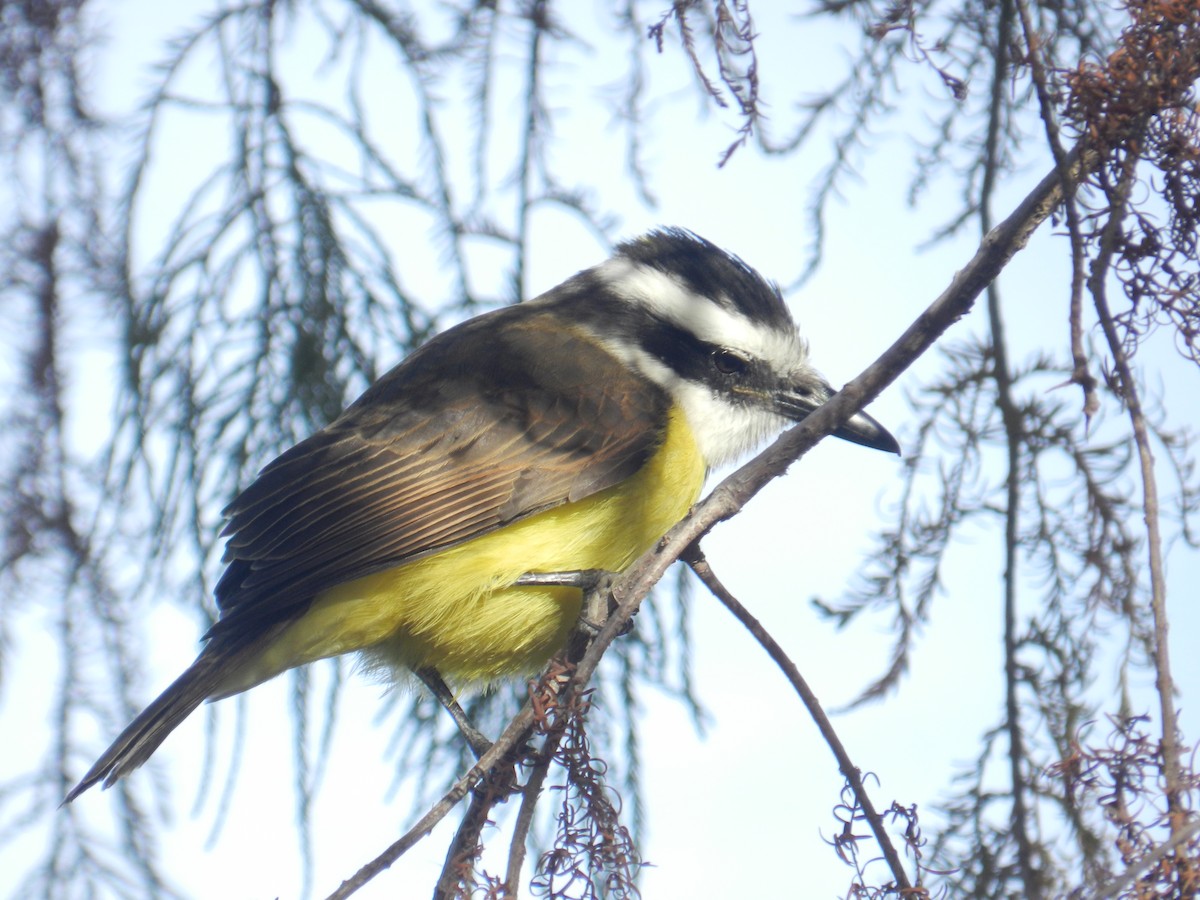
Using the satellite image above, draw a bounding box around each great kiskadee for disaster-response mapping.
[66,227,898,801]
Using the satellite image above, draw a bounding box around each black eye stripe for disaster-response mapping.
[633,316,762,396]
[635,317,715,384]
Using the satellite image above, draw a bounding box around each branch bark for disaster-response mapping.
[685,548,923,893]
[1088,151,1193,892]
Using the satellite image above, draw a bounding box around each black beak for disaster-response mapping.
[775,377,901,455]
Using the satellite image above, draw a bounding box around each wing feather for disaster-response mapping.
[206,305,669,639]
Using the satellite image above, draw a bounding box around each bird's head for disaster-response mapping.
[558,227,899,468]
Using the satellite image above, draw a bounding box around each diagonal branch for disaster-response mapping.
[685,547,920,893]
[559,141,1095,710]
[325,703,538,899]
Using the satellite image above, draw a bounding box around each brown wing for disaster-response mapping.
[206,303,669,641]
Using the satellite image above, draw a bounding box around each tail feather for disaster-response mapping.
[64,648,232,803]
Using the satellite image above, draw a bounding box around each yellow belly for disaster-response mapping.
[231,407,705,689]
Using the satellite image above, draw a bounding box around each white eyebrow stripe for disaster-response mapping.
[597,257,810,369]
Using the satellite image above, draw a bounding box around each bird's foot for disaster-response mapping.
[516,568,632,637]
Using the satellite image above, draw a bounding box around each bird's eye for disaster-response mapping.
[712,349,748,375]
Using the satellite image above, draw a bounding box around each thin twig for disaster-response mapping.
[503,590,616,892]
[503,749,549,894]
[503,695,566,894]
[324,704,537,899]
[979,3,1041,893]
[685,547,919,894]
[1013,0,1097,421]
[1093,818,1200,900]
[514,0,546,301]
[1088,153,1192,885]
[433,788,496,900]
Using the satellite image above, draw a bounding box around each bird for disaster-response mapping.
[65,227,898,801]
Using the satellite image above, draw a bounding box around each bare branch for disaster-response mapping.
[686,548,923,896]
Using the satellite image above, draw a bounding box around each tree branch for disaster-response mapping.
[685,548,922,894]
[325,704,538,900]
[1088,151,1193,888]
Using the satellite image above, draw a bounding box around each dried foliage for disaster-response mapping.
[1050,715,1200,898]
[827,781,936,899]
[649,0,761,166]
[530,692,642,900]
[1064,0,1200,364]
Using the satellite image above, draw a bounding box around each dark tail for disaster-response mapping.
[63,648,233,803]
